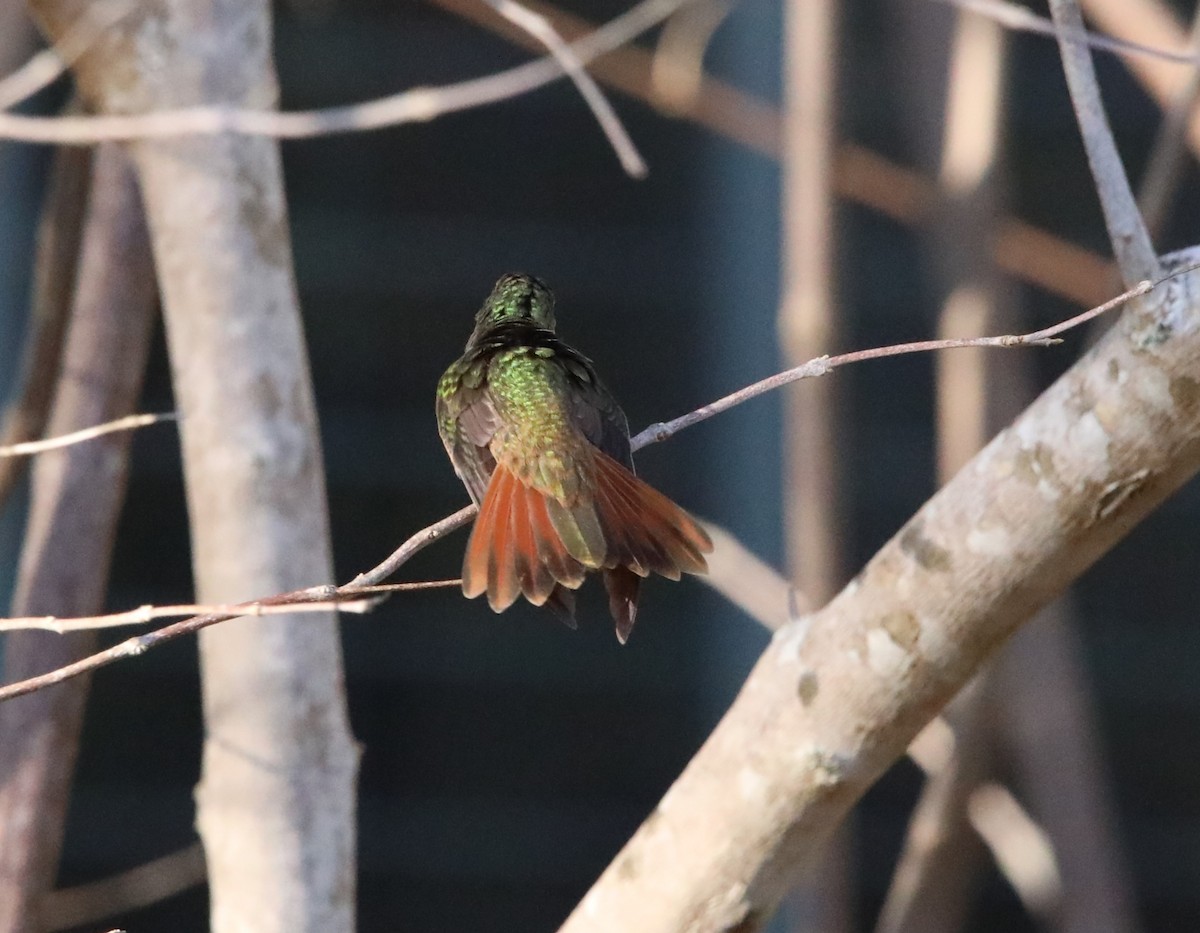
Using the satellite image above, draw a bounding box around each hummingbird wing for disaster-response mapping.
[559,358,634,470]
[436,360,499,506]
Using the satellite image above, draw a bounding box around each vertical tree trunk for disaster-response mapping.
[0,143,155,933]
[28,2,359,930]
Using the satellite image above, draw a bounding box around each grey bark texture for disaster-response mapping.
[26,2,359,930]
[558,246,1200,932]
[0,143,155,933]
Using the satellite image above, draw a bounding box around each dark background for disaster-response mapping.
[2,0,1200,930]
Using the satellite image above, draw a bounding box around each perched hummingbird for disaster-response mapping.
[436,273,713,643]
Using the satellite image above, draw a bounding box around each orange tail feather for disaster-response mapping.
[463,464,587,616]
[462,452,711,643]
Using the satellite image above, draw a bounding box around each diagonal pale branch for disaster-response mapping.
[0,412,175,457]
[6,0,696,144]
[481,0,647,176]
[554,249,1200,931]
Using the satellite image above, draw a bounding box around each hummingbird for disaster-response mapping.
[436,273,713,643]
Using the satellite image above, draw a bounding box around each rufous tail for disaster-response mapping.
[461,450,712,642]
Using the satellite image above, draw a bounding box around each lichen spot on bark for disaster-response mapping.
[1171,375,1200,414]
[615,850,639,880]
[881,611,920,652]
[797,670,819,706]
[899,521,951,573]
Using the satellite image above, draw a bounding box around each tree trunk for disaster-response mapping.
[27,2,360,930]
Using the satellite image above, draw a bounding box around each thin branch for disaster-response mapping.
[0,265,1189,704]
[1049,0,1160,284]
[0,412,175,457]
[482,0,647,177]
[931,0,1197,66]
[0,0,696,144]
[0,579,461,632]
[631,265,1190,449]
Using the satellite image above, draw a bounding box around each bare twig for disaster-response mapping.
[1049,0,1160,284]
[0,579,460,632]
[931,0,1196,66]
[0,264,1189,704]
[0,0,695,145]
[0,412,175,457]
[482,0,647,176]
[631,265,1192,450]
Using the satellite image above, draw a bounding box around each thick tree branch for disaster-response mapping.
[555,249,1200,931]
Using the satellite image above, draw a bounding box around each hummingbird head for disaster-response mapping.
[474,273,556,334]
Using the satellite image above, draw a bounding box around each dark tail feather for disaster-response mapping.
[603,567,640,644]
[545,586,578,629]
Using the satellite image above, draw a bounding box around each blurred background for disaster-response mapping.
[2,0,1200,930]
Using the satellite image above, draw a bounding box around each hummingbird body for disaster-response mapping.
[436,273,712,642]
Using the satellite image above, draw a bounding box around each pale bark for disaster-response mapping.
[557,243,1200,932]
[26,2,358,930]
[0,144,154,933]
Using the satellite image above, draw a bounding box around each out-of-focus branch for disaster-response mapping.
[778,0,852,928]
[481,0,646,176]
[1049,0,1159,284]
[0,0,132,111]
[649,0,734,113]
[1136,5,1200,241]
[876,6,1008,928]
[1077,0,1200,155]
[0,139,91,514]
[0,142,155,933]
[7,0,697,143]
[555,244,1200,930]
[935,0,1196,66]
[42,843,206,932]
[431,0,1119,308]
[701,523,800,630]
[994,602,1144,933]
